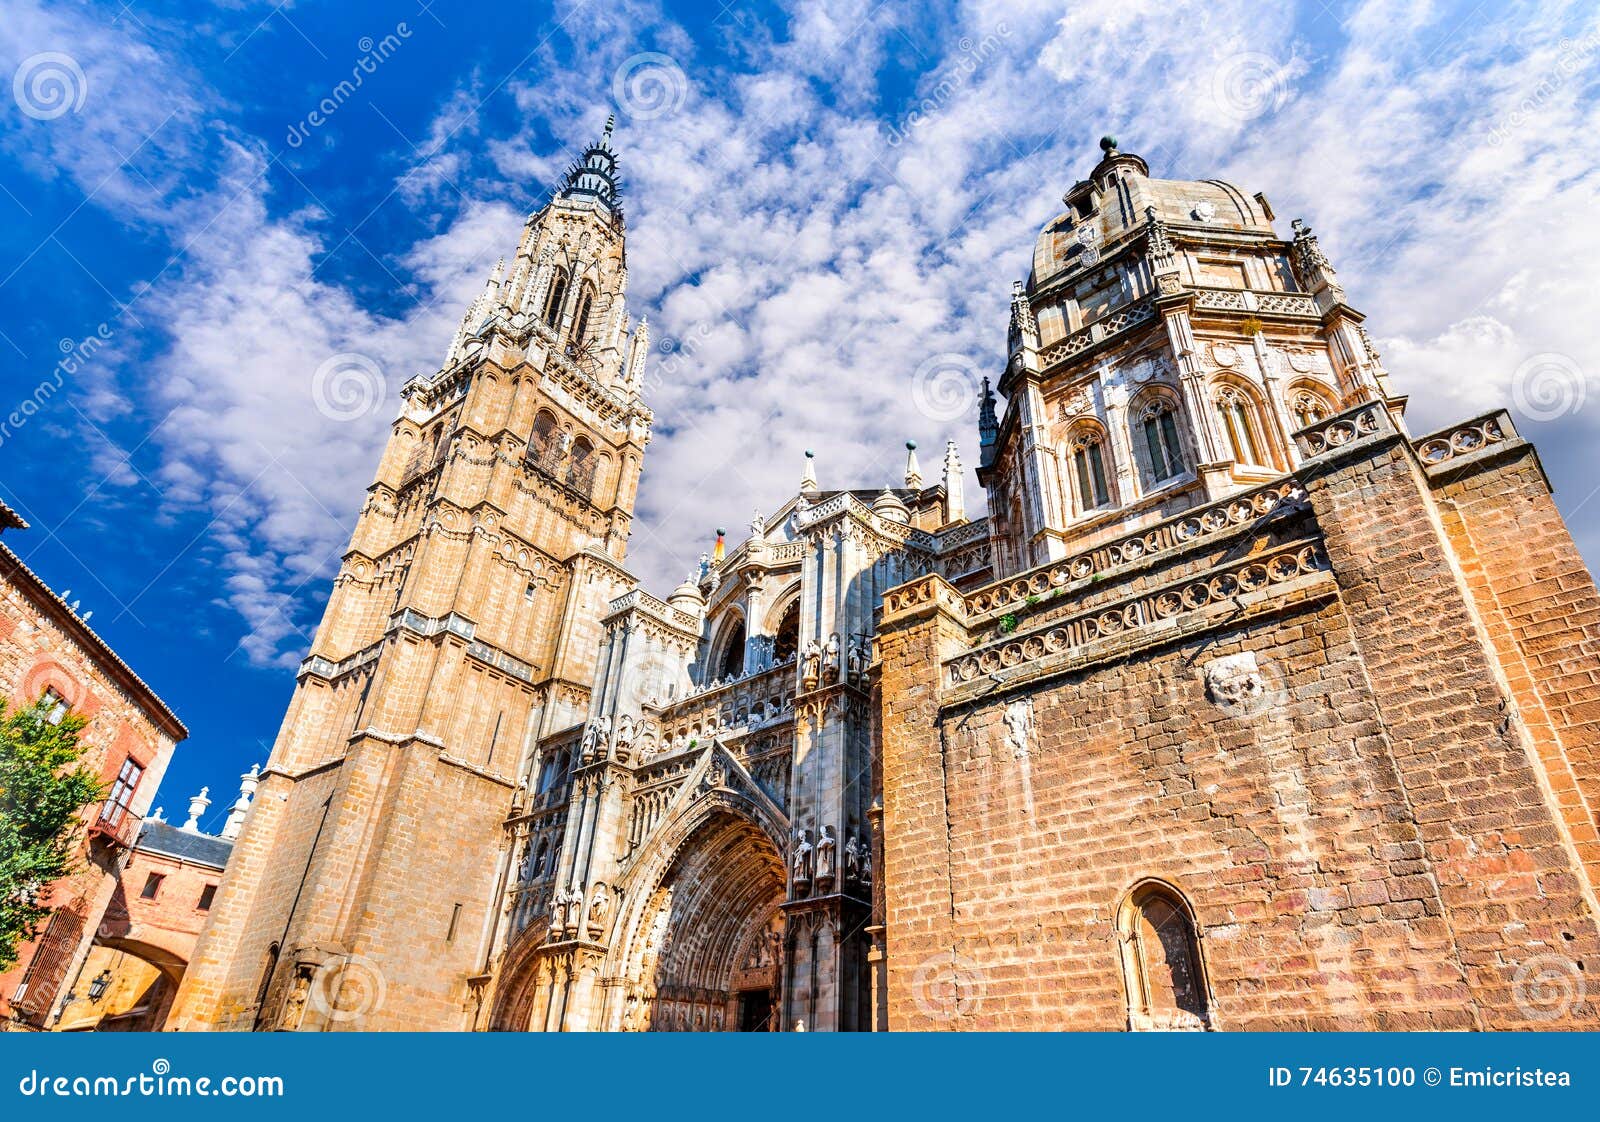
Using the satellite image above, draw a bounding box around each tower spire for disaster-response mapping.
[903,441,923,489]
[559,117,622,210]
[942,438,965,524]
[801,449,819,495]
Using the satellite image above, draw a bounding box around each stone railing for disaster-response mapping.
[947,538,1329,688]
[1291,400,1389,459]
[963,476,1307,619]
[607,588,701,632]
[1413,410,1511,468]
[1038,295,1158,371]
[795,491,937,552]
[1190,287,1318,317]
[684,656,797,702]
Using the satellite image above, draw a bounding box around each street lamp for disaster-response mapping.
[87,970,113,1003]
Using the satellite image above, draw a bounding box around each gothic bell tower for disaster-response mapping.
[172,120,656,1031]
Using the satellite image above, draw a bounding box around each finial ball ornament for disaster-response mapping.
[906,440,917,450]
[1099,135,1117,154]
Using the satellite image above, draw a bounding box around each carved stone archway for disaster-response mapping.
[608,807,786,1031]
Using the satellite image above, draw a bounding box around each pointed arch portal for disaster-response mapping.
[490,777,788,1033]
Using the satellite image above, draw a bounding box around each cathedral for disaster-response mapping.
[170,128,1600,1032]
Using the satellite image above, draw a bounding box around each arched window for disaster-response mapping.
[772,599,800,664]
[714,617,746,680]
[532,839,549,878]
[251,942,280,1029]
[1117,881,1211,1031]
[567,437,595,495]
[569,283,596,349]
[530,411,558,469]
[1213,385,1267,467]
[543,268,569,327]
[1068,428,1112,513]
[1137,397,1187,484]
[1289,384,1336,431]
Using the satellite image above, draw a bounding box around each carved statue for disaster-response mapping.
[822,633,840,681]
[846,639,867,684]
[792,828,814,884]
[816,825,836,883]
[801,640,822,689]
[1203,652,1268,713]
[1003,700,1032,759]
[844,833,864,881]
[580,716,610,762]
[280,967,313,1030]
[586,883,610,937]
[750,509,765,539]
[613,714,635,762]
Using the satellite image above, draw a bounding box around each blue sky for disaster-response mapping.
[2,0,1597,824]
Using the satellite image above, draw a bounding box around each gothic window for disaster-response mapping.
[567,437,595,495]
[1138,398,1187,484]
[1069,428,1112,513]
[772,599,800,664]
[568,282,596,350]
[253,943,280,1025]
[714,617,746,680]
[1290,385,1336,431]
[1213,385,1267,467]
[1118,881,1211,1031]
[530,411,559,470]
[543,268,569,327]
[532,839,549,878]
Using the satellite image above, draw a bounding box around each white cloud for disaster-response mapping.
[12,0,1600,667]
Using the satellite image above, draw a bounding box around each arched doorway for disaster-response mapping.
[613,809,786,1031]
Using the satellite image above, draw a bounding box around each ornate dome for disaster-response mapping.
[1028,139,1276,293]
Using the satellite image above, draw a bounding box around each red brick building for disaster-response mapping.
[54,814,236,1031]
[0,502,188,1029]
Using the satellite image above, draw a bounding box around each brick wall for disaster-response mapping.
[876,407,1600,1031]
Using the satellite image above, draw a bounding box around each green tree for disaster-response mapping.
[0,698,103,973]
